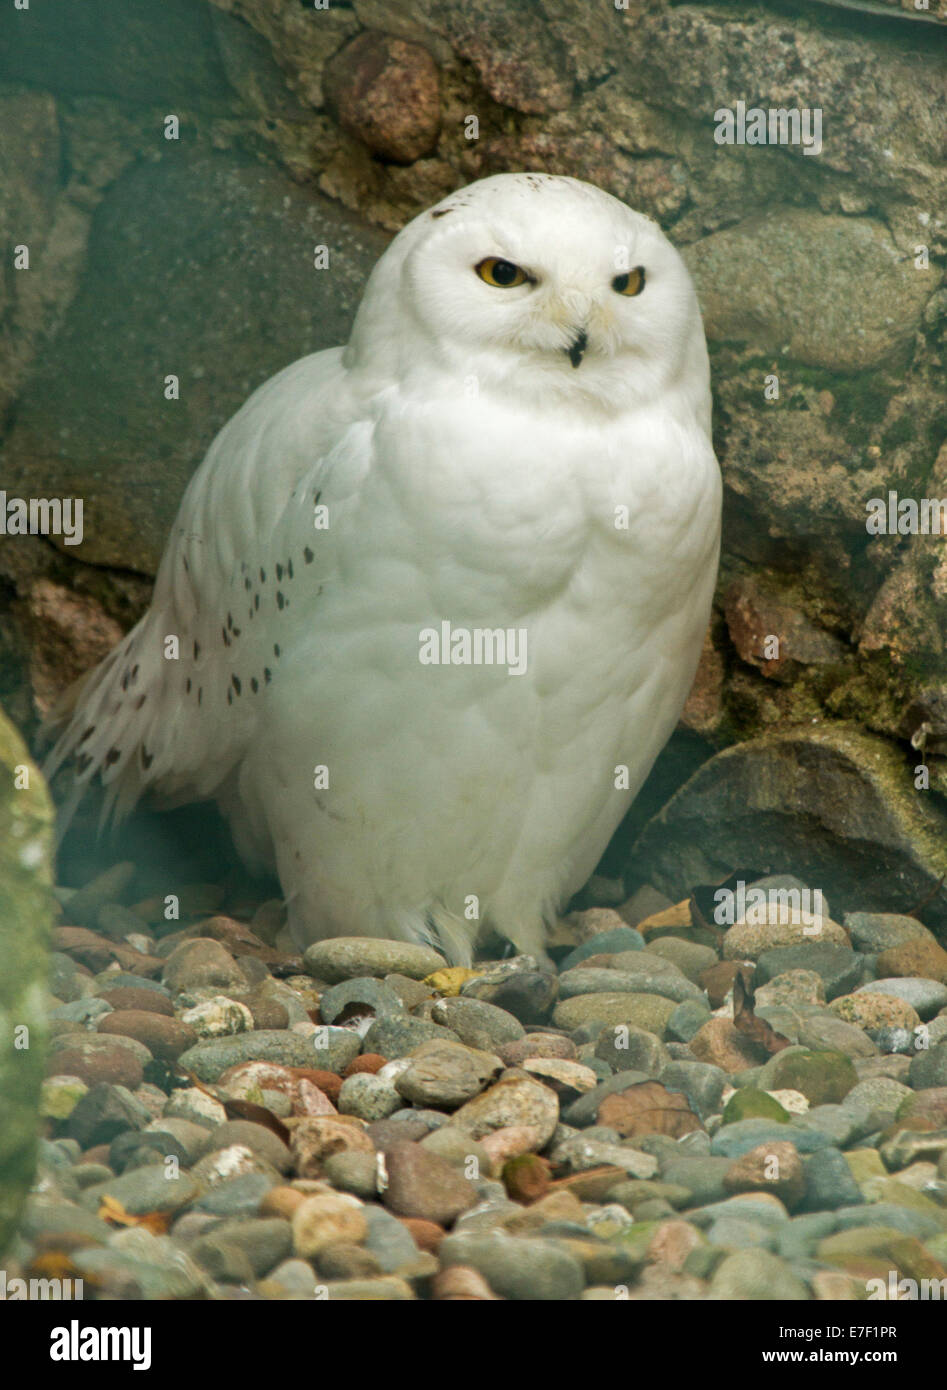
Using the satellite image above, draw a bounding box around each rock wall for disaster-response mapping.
[0,0,945,912]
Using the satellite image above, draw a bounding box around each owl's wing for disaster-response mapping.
[44,346,370,829]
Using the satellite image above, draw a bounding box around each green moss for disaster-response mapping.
[844,1148,886,1186]
[881,413,919,452]
[618,1219,662,1263]
[763,1050,858,1106]
[0,708,56,1254]
[722,1088,790,1125]
[725,352,897,444]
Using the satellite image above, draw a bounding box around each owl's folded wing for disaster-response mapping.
[43,346,368,830]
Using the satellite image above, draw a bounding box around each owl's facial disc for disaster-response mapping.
[460,246,656,374]
[376,174,705,409]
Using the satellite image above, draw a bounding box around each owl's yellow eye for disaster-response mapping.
[475,257,530,288]
[612,267,645,296]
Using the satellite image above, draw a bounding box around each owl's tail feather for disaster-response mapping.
[42,614,160,841]
[416,907,476,969]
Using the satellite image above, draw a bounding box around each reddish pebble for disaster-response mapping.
[50,1044,143,1090]
[52,926,164,977]
[162,937,246,991]
[383,1141,479,1225]
[432,1265,500,1300]
[195,914,270,954]
[245,998,290,1030]
[398,1216,445,1253]
[293,1079,338,1117]
[296,1069,343,1104]
[81,1143,112,1166]
[98,988,174,1017]
[260,1186,307,1219]
[97,1010,197,1062]
[344,1054,387,1076]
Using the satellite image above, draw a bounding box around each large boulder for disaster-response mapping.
[633,723,947,933]
[0,0,232,105]
[2,146,390,574]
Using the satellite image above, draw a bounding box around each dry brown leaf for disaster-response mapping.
[597,1081,704,1139]
[51,926,164,977]
[547,1166,629,1201]
[174,1065,291,1143]
[27,1250,82,1280]
[634,901,693,939]
[194,915,301,970]
[222,1096,291,1146]
[97,1195,170,1234]
[732,966,793,1055]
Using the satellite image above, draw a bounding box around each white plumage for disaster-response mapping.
[48,173,721,965]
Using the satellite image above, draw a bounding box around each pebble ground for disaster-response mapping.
[15,869,947,1300]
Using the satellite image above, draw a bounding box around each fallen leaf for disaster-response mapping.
[27,1251,82,1281]
[173,1065,291,1143]
[634,901,693,939]
[222,1097,291,1146]
[597,1081,704,1139]
[97,1195,170,1234]
[546,1166,629,1201]
[51,926,164,976]
[732,967,793,1055]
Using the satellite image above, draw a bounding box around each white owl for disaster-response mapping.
[48,173,721,966]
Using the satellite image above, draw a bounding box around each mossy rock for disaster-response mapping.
[859,1178,947,1216]
[895,1089,947,1125]
[721,1088,790,1125]
[818,1229,947,1286]
[0,708,56,1253]
[760,1049,858,1105]
[844,1148,887,1187]
[617,1219,662,1264]
[925,1233,947,1265]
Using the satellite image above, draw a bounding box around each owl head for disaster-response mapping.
[346,172,710,423]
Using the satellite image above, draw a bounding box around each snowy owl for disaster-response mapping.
[48,173,721,966]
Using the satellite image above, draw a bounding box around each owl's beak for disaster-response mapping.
[566,328,588,369]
